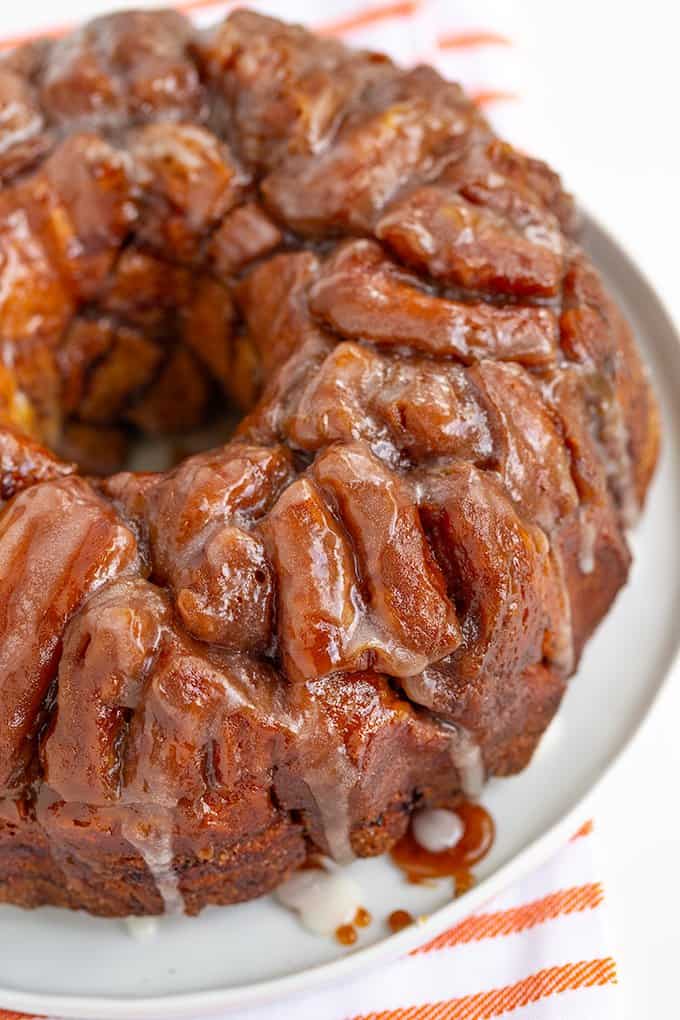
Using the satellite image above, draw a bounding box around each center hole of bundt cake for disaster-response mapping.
[61,395,245,477]
[54,291,255,476]
[124,412,243,474]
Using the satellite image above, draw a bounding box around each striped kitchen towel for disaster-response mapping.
[223,820,620,1020]
[0,2,622,1018]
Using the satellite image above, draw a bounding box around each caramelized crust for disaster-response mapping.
[0,9,660,916]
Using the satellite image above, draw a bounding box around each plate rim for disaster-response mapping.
[2,212,679,1019]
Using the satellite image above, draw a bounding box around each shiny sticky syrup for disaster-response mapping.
[390,801,494,895]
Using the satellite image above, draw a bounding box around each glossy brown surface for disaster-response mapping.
[0,8,660,917]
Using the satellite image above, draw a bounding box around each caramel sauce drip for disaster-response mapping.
[387,909,414,933]
[354,906,371,928]
[390,801,494,891]
[334,906,371,945]
[335,923,358,946]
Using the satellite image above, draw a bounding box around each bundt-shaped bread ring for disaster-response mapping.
[0,9,659,916]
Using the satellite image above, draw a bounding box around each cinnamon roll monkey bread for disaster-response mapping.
[0,9,659,916]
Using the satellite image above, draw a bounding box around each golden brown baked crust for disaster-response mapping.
[0,9,660,916]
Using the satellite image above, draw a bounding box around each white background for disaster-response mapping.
[3,1,680,1016]
[501,6,680,1017]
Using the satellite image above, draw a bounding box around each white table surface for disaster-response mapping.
[3,1,679,1015]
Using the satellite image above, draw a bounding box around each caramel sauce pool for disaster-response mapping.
[390,801,494,893]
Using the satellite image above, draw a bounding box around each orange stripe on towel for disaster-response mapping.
[438,30,512,51]
[571,819,595,841]
[318,1,422,37]
[0,1012,45,1019]
[414,882,604,952]
[0,0,421,50]
[177,0,240,13]
[351,957,618,1020]
[0,0,237,50]
[468,89,518,108]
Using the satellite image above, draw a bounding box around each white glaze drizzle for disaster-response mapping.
[282,693,359,866]
[398,677,486,798]
[578,507,598,575]
[401,669,438,710]
[122,811,184,915]
[440,720,485,798]
[275,865,362,935]
[599,391,640,529]
[546,547,575,675]
[302,740,357,865]
[0,111,43,156]
[123,916,161,941]
[412,807,464,853]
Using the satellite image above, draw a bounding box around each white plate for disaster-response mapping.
[1,214,679,1019]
